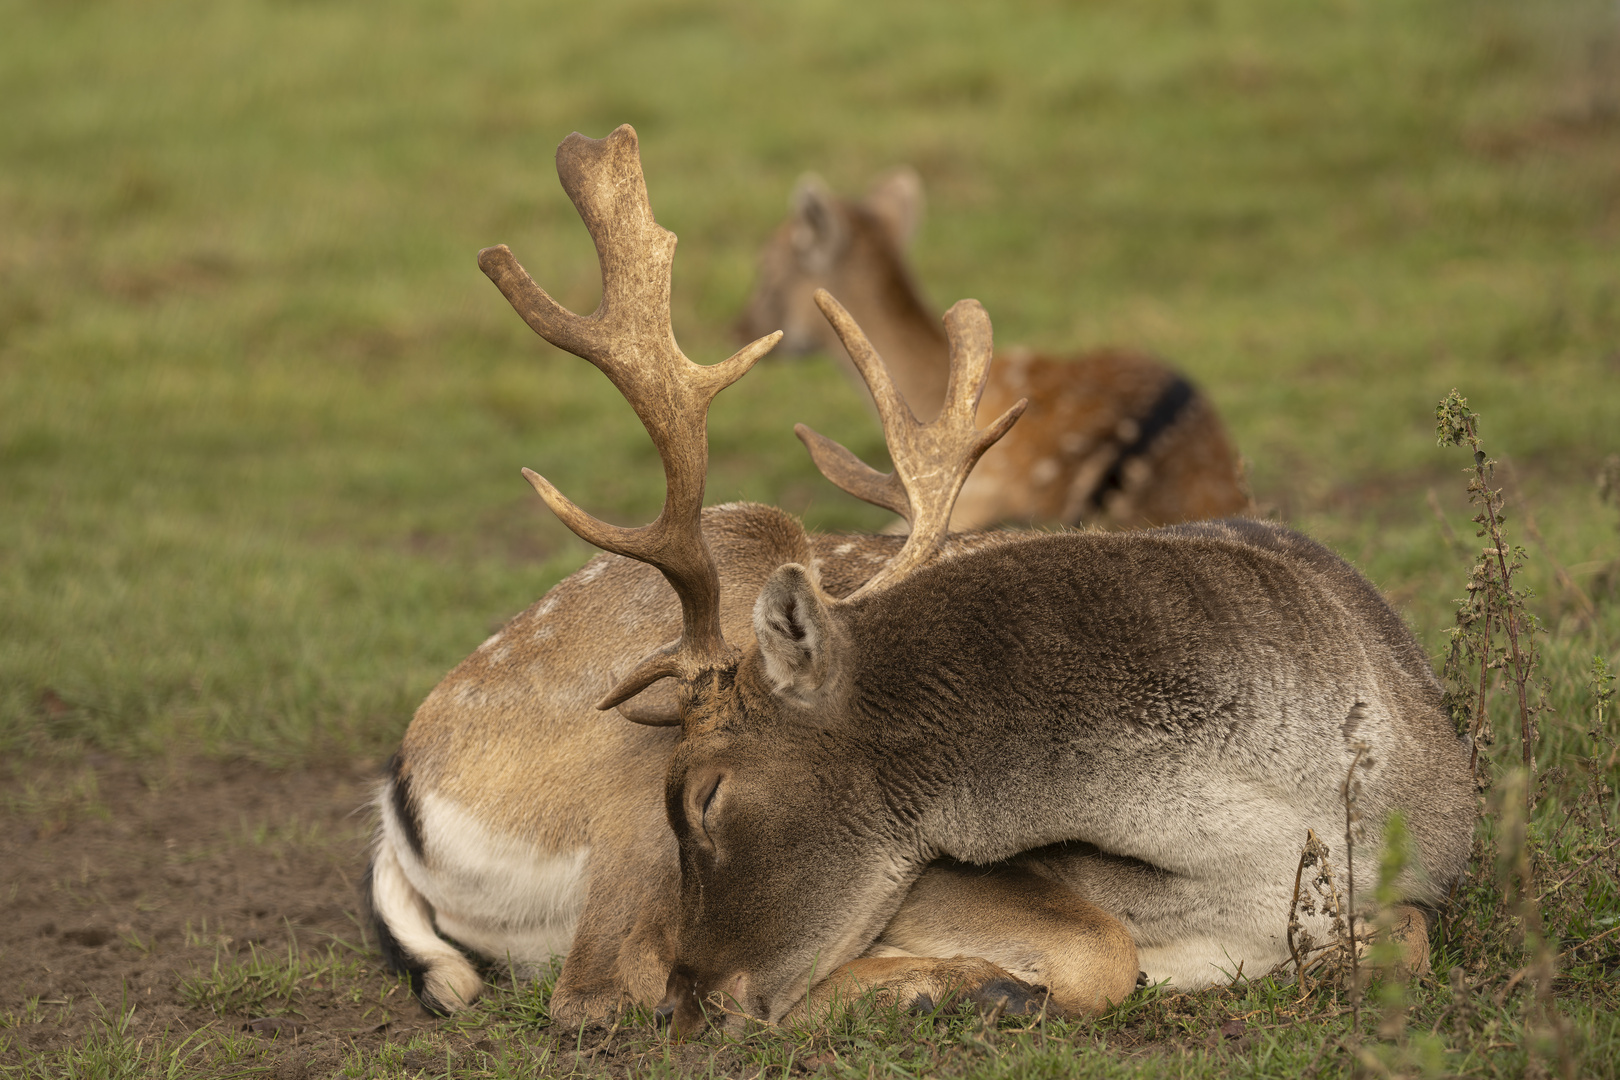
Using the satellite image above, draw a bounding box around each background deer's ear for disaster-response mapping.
[752,563,838,704]
[863,166,924,250]
[789,174,847,274]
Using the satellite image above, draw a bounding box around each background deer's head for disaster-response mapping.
[736,168,927,361]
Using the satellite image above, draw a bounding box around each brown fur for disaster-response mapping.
[1387,903,1433,979]
[737,171,1251,529]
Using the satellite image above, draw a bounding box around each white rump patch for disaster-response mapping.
[385,789,590,967]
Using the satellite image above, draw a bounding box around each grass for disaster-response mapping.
[1,0,1617,1075]
[3,0,1617,763]
[8,950,1620,1077]
[179,939,395,1020]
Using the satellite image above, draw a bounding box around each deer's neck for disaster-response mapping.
[833,251,951,421]
[845,539,1238,866]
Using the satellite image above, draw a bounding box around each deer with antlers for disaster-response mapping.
[738,169,1250,530]
[368,127,1474,1032]
[367,127,1140,1024]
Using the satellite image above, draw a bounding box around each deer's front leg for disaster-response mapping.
[871,860,1140,1017]
[758,860,1138,1031]
[781,952,1048,1025]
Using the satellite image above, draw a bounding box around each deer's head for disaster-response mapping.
[736,168,930,359]
[480,126,1023,1034]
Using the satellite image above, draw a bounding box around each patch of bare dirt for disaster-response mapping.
[0,755,446,1072]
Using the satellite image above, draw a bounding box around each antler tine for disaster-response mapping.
[799,290,1026,602]
[482,125,782,707]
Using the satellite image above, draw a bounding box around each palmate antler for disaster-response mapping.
[478,125,781,709]
[796,290,1026,601]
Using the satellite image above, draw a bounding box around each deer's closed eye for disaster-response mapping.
[686,772,724,844]
[700,777,721,832]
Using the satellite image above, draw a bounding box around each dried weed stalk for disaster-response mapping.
[1435,390,1546,808]
[1341,742,1369,1033]
[1281,746,1381,1021]
[1285,828,1347,997]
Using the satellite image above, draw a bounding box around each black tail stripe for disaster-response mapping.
[388,753,427,861]
[1087,375,1196,510]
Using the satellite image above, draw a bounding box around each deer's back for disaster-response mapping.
[957,348,1249,530]
[844,520,1472,887]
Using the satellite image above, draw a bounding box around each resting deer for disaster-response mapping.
[370,127,1474,1034]
[451,127,1473,1034]
[738,169,1250,530]
[367,127,1143,1025]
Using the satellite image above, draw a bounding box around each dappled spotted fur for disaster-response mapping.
[737,170,1251,530]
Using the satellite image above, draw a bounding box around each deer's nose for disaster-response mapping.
[655,966,707,1037]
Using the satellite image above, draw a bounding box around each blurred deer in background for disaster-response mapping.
[737,169,1251,530]
[487,127,1470,1034]
[366,126,1141,1026]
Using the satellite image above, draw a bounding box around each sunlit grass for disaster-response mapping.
[3,0,1616,761]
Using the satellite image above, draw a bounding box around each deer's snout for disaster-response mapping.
[656,967,758,1036]
[655,966,706,1036]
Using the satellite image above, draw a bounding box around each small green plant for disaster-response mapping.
[0,988,210,1080]
[2,768,109,839]
[117,928,151,956]
[179,939,376,1018]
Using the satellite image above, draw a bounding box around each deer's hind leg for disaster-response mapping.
[869,860,1140,1017]
[1384,904,1433,978]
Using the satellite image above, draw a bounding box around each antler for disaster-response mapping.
[479,125,781,708]
[796,289,1025,600]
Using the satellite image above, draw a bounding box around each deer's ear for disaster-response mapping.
[753,563,838,704]
[789,175,847,273]
[616,678,682,726]
[864,166,924,250]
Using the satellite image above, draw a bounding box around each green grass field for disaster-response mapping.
[3,0,1618,1075]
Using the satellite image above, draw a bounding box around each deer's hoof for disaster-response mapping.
[968,976,1050,1016]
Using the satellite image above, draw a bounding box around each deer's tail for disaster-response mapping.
[364,808,483,1014]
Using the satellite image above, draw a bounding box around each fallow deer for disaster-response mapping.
[737,170,1250,530]
[461,127,1474,1035]
[366,126,1144,1026]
